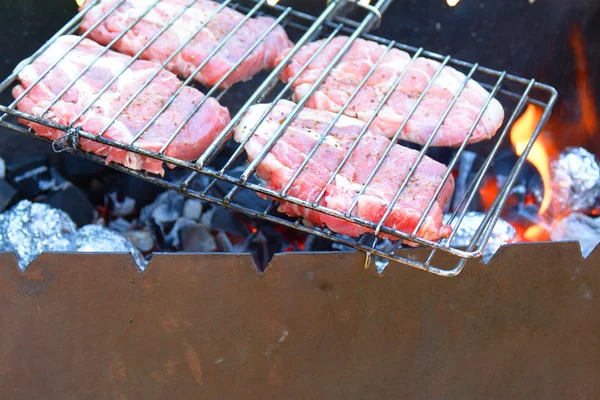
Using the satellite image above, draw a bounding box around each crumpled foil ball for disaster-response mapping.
[548,147,600,216]
[0,200,77,270]
[74,225,148,270]
[444,211,516,262]
[0,200,147,271]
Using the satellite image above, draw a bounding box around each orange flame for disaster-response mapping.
[509,105,557,215]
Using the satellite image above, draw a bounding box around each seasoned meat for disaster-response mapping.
[278,37,505,147]
[80,0,293,88]
[13,35,231,175]
[233,100,454,242]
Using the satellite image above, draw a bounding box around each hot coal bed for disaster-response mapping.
[0,0,598,273]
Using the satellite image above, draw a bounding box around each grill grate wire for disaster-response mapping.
[0,0,557,276]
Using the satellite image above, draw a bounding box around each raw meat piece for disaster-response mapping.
[278,36,505,147]
[233,100,454,242]
[80,0,293,88]
[13,35,231,176]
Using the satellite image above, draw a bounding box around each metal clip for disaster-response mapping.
[52,126,80,153]
[355,0,383,28]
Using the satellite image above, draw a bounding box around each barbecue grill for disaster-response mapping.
[0,0,558,275]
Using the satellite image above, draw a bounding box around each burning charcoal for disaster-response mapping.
[108,217,133,233]
[107,192,137,218]
[0,200,77,270]
[74,225,147,270]
[443,212,516,263]
[214,231,235,252]
[182,199,203,221]
[550,213,600,258]
[164,218,196,248]
[0,179,17,212]
[42,182,95,227]
[140,191,186,237]
[547,147,600,216]
[180,224,217,253]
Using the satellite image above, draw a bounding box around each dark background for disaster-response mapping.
[0,0,599,162]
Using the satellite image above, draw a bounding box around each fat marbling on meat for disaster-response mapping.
[13,35,231,175]
[80,0,293,88]
[278,36,505,147]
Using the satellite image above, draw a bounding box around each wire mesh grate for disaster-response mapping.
[0,0,557,276]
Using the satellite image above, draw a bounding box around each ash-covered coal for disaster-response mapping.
[444,212,516,262]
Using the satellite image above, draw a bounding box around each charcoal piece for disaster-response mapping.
[182,199,203,221]
[107,192,136,217]
[5,155,53,197]
[42,182,94,227]
[0,179,18,212]
[59,153,107,179]
[125,228,155,253]
[213,166,270,211]
[106,174,165,208]
[214,231,234,252]
[164,218,196,248]
[108,217,133,233]
[140,191,186,237]
[0,157,5,179]
[180,224,217,253]
[201,207,248,236]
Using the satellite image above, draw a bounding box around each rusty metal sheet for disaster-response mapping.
[0,242,599,399]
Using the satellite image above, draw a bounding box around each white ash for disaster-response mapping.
[550,213,600,258]
[124,228,155,253]
[444,211,516,263]
[108,192,137,217]
[183,199,203,220]
[164,217,196,248]
[180,224,217,253]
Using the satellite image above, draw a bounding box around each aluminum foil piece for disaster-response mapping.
[0,200,77,270]
[443,212,516,263]
[550,213,600,258]
[549,147,600,216]
[74,225,148,270]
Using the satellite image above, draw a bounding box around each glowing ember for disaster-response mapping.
[510,105,556,215]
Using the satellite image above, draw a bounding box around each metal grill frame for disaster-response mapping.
[0,0,557,276]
